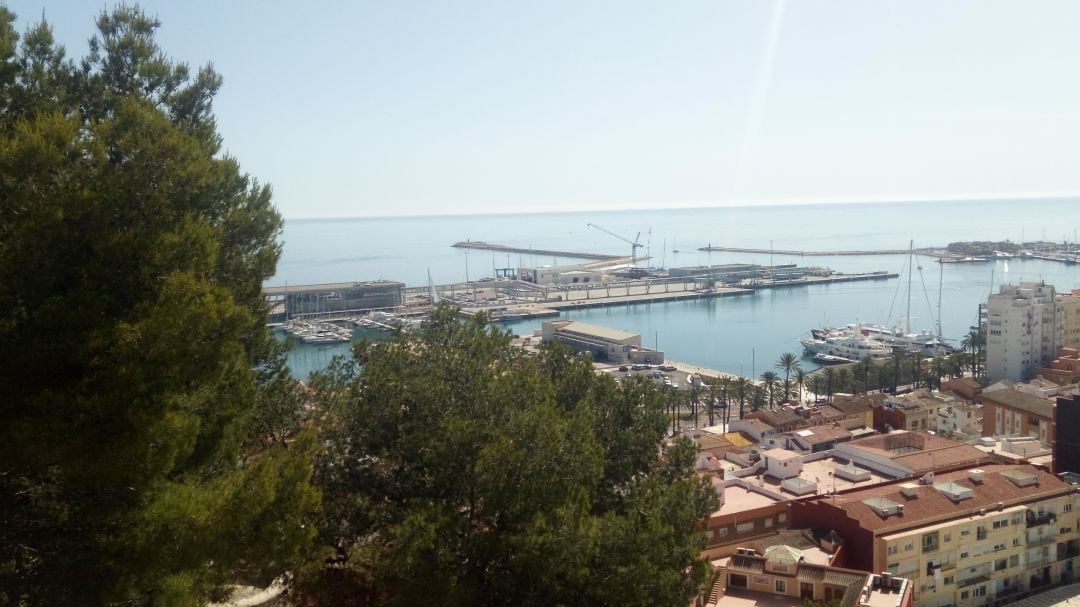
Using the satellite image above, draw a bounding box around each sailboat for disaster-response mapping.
[806,241,955,357]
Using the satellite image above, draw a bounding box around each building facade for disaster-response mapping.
[986,283,1062,382]
[539,320,663,364]
[979,387,1055,448]
[794,465,1080,607]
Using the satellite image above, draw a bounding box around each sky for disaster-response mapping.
[8,0,1080,218]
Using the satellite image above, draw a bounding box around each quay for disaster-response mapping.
[452,240,621,261]
[698,245,945,257]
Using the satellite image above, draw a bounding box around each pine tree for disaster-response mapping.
[308,306,718,606]
[0,7,319,604]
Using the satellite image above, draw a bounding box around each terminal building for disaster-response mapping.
[518,263,608,286]
[668,263,811,283]
[540,320,663,364]
[263,280,405,322]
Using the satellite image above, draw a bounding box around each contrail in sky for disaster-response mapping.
[733,0,787,201]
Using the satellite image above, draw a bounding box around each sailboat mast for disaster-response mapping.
[937,257,944,339]
[906,240,913,333]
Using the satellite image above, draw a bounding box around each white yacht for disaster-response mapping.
[800,326,892,363]
[813,323,952,357]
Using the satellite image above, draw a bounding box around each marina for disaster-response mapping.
[269,199,1080,380]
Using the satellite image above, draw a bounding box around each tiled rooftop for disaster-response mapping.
[806,464,1070,532]
[980,388,1055,419]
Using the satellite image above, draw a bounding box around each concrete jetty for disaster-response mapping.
[698,245,945,257]
[452,240,621,261]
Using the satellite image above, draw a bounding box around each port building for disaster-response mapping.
[539,320,663,364]
[518,263,608,286]
[263,280,405,322]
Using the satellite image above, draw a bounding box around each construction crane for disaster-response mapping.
[586,223,643,266]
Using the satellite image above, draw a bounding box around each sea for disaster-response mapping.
[271,198,1080,379]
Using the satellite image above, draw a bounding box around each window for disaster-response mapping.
[960,551,969,560]
[1009,555,1019,568]
[1066,503,1074,513]
[1014,538,1021,547]
[713,528,728,539]
[994,558,1007,571]
[905,541,914,552]
[944,576,954,585]
[764,518,773,528]
[888,545,898,555]
[1011,513,1023,525]
[944,532,951,542]
[960,526,971,537]
[922,532,940,554]
[961,591,969,599]
[778,513,787,523]
[974,586,987,598]
[994,543,1006,552]
[775,579,786,593]
[736,522,754,534]
[993,517,1008,529]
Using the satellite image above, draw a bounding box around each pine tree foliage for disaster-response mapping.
[0,6,319,604]
[309,306,718,606]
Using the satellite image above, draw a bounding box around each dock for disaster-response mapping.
[452,240,621,261]
[698,245,945,257]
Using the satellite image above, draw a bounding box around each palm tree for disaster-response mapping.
[911,352,926,389]
[809,374,826,402]
[836,368,855,396]
[751,384,767,411]
[855,355,875,395]
[929,356,946,390]
[688,385,704,428]
[793,367,807,403]
[760,371,780,408]
[823,367,836,402]
[735,377,750,419]
[775,353,801,401]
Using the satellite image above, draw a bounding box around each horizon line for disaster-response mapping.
[280,192,1080,222]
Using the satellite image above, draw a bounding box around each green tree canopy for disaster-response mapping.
[308,307,718,606]
[0,6,319,604]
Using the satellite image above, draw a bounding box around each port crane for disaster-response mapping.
[586,223,643,266]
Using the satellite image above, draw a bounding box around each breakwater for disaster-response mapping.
[452,240,620,261]
[698,245,944,257]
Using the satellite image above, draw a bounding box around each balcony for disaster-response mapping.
[994,585,1023,600]
[1028,535,1056,548]
[1027,512,1057,528]
[958,574,992,588]
[1027,557,1051,569]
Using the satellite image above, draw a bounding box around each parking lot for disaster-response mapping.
[598,364,698,390]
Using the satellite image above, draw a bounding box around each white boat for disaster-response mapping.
[800,326,892,361]
[806,240,954,359]
[812,352,852,365]
[854,323,953,357]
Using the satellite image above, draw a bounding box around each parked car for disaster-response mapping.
[619,365,629,372]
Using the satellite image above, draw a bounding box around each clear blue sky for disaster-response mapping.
[9,0,1080,218]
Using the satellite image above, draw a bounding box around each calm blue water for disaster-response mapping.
[274,199,1080,379]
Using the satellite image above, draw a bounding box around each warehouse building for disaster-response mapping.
[540,320,663,364]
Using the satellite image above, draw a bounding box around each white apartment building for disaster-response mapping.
[986,283,1062,382]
